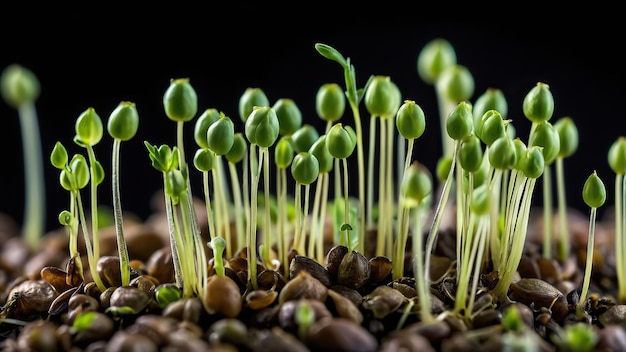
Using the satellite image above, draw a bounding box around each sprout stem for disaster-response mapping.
[18,103,45,251]
[555,157,570,262]
[111,139,131,287]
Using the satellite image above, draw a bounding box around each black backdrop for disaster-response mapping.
[1,3,624,233]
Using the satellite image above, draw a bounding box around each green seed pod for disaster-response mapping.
[0,64,40,108]
[436,155,453,182]
[523,82,554,124]
[529,120,560,165]
[364,75,401,118]
[245,106,279,148]
[326,123,356,159]
[472,88,508,134]
[554,116,579,158]
[107,101,139,141]
[446,101,473,141]
[207,113,234,156]
[459,134,483,173]
[163,78,198,122]
[488,135,517,170]
[75,107,103,147]
[291,124,320,154]
[165,169,187,205]
[608,136,626,175]
[275,137,295,169]
[309,135,333,174]
[400,162,432,208]
[316,82,345,123]
[470,184,490,215]
[273,98,303,136]
[225,133,247,164]
[417,38,457,85]
[291,152,319,185]
[194,108,221,149]
[239,87,270,123]
[512,138,528,171]
[396,100,426,140]
[522,146,545,179]
[193,148,215,172]
[582,171,606,208]
[50,141,68,170]
[69,154,90,190]
[436,65,475,102]
[477,110,505,146]
[59,170,73,191]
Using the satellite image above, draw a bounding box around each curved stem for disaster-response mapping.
[111,139,130,287]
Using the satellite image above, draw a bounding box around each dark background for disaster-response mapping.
[1,4,624,233]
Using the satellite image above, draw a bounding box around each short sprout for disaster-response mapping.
[225,133,247,164]
[309,135,333,174]
[58,210,73,226]
[239,87,269,122]
[207,113,234,155]
[0,64,40,108]
[477,110,506,146]
[273,98,303,136]
[74,107,103,147]
[291,152,320,185]
[107,101,139,141]
[193,148,215,172]
[583,171,606,209]
[529,120,560,165]
[417,37,457,85]
[50,142,68,170]
[326,123,356,159]
[488,135,517,170]
[523,82,554,124]
[315,82,345,123]
[290,124,320,153]
[364,75,401,118]
[522,146,545,179]
[163,78,198,122]
[244,106,279,148]
[446,101,473,141]
[396,100,426,140]
[459,134,483,173]
[165,169,187,205]
[400,162,432,208]
[194,108,221,149]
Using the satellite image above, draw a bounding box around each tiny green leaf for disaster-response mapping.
[273,98,303,136]
[309,135,333,174]
[291,152,320,185]
[326,123,356,159]
[72,311,97,332]
[207,113,234,155]
[396,100,426,140]
[194,108,221,149]
[290,124,320,154]
[472,88,508,133]
[92,160,105,186]
[193,148,215,172]
[583,171,606,209]
[446,101,473,141]
[145,142,179,173]
[608,136,626,175]
[315,82,346,123]
[0,64,40,108]
[364,75,402,118]
[69,154,90,190]
[75,107,103,147]
[50,141,68,170]
[155,284,181,309]
[163,78,198,122]
[436,64,475,102]
[417,38,457,85]
[107,101,139,141]
[523,82,554,124]
[58,210,73,226]
[275,137,295,169]
[554,116,579,158]
[225,133,247,164]
[315,43,348,68]
[238,87,269,123]
[245,106,279,148]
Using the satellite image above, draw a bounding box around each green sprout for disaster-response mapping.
[0,64,44,252]
[364,75,402,258]
[577,171,606,319]
[316,42,373,254]
[553,116,579,262]
[550,322,598,352]
[290,152,320,256]
[225,133,247,256]
[274,136,294,277]
[106,101,139,287]
[608,136,626,303]
[244,105,279,289]
[308,135,334,264]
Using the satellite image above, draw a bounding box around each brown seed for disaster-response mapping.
[369,256,393,284]
[109,286,152,314]
[245,289,278,310]
[40,265,73,293]
[203,275,242,318]
[5,279,58,317]
[289,255,331,287]
[327,288,363,324]
[336,250,371,289]
[307,317,378,352]
[509,278,569,322]
[278,270,328,305]
[362,285,406,319]
[73,311,115,344]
